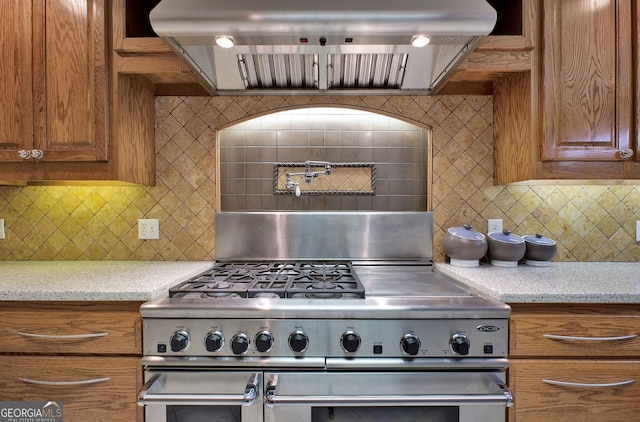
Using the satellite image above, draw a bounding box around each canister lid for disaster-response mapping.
[447,224,485,241]
[523,233,556,246]
[488,230,524,244]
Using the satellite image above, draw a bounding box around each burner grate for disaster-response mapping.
[169,261,365,299]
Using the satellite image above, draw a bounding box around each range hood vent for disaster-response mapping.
[150,0,497,95]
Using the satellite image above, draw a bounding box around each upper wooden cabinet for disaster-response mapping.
[112,0,207,95]
[540,0,633,163]
[0,0,156,185]
[439,0,536,95]
[494,0,639,183]
[0,0,107,163]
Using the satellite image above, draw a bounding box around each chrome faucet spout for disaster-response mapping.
[304,161,332,184]
[286,161,333,195]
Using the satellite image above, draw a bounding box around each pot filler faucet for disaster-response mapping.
[286,161,332,197]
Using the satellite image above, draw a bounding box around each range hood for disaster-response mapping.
[150,0,497,95]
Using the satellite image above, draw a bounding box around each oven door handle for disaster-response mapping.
[265,375,513,408]
[137,372,261,407]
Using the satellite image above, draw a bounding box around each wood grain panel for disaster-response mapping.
[0,301,142,355]
[0,0,34,160]
[36,0,108,161]
[510,304,640,357]
[509,359,640,422]
[0,356,142,422]
[493,72,535,184]
[541,0,633,161]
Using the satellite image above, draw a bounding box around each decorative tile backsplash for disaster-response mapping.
[0,95,639,261]
[274,163,376,196]
[219,107,429,211]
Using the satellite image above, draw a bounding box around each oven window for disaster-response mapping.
[167,405,241,422]
[311,406,459,421]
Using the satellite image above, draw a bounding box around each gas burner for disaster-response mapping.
[312,281,336,290]
[169,261,365,299]
[200,292,243,299]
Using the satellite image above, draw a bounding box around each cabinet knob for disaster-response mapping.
[17,149,44,160]
[619,149,634,159]
[30,149,44,160]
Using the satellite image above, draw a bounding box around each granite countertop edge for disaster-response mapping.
[0,261,215,301]
[435,262,640,304]
[1,261,639,304]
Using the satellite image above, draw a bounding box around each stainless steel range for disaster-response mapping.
[139,212,512,422]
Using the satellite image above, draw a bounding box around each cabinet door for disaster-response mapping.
[32,0,108,162]
[0,307,142,355]
[509,359,640,422]
[510,310,640,357]
[0,0,34,160]
[541,0,633,162]
[0,356,142,422]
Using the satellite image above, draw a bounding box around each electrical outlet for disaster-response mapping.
[0,219,4,239]
[138,219,160,240]
[488,219,503,233]
[636,221,640,242]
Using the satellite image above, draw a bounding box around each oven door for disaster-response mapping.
[138,370,263,421]
[264,371,512,422]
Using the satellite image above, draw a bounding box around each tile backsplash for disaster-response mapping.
[219,108,429,211]
[0,95,639,261]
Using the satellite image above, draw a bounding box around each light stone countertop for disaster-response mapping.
[435,262,640,303]
[0,261,214,301]
[2,261,639,304]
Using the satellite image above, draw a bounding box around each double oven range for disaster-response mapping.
[139,212,512,422]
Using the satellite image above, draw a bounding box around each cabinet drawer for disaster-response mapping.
[0,302,142,354]
[0,355,142,422]
[510,305,640,357]
[509,359,640,422]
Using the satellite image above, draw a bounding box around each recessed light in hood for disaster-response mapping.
[150,0,497,95]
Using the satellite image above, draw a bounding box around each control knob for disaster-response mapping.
[205,331,224,352]
[288,331,309,353]
[254,331,274,352]
[401,334,421,356]
[450,334,471,355]
[231,333,251,355]
[170,330,190,352]
[341,331,361,353]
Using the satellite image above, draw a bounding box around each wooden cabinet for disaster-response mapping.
[0,0,107,163]
[0,301,143,422]
[539,0,633,164]
[494,0,640,183]
[439,0,536,95]
[0,356,143,422]
[510,359,640,421]
[112,0,208,96]
[0,0,156,185]
[508,304,640,421]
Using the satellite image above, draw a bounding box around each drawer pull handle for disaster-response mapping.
[19,377,111,386]
[16,331,109,340]
[542,379,635,388]
[543,334,637,342]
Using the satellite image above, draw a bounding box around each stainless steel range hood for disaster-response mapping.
[150,0,496,95]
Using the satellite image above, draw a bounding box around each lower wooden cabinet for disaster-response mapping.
[509,304,640,421]
[0,355,143,422]
[0,301,144,422]
[509,359,640,421]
